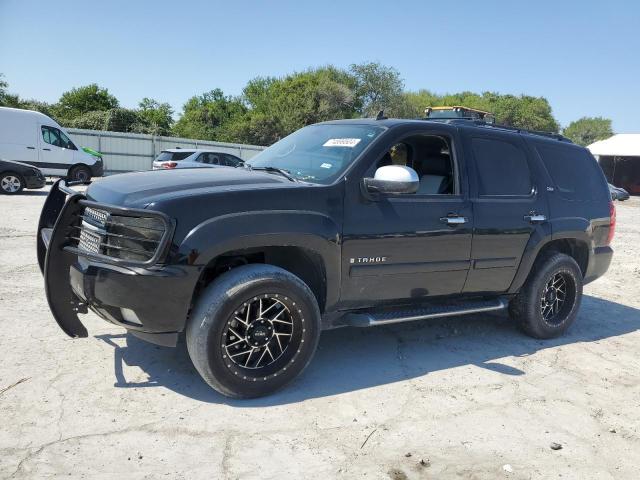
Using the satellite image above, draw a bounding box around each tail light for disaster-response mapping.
[162,162,178,169]
[606,201,616,245]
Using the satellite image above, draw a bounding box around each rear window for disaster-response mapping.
[156,151,194,161]
[471,137,532,196]
[534,143,608,201]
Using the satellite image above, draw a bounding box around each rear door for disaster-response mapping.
[462,130,550,293]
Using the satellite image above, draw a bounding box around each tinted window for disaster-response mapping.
[471,137,531,195]
[58,130,76,149]
[246,124,385,184]
[535,143,608,201]
[223,154,243,167]
[42,126,63,147]
[156,151,194,161]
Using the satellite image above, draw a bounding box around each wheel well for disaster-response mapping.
[537,239,589,276]
[67,163,90,175]
[1,171,24,181]
[192,246,327,313]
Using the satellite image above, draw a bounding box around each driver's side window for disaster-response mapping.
[374,134,456,195]
[41,126,76,150]
[42,126,62,147]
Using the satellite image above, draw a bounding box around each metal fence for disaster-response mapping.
[66,128,265,174]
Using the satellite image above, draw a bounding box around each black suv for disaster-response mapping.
[38,118,614,398]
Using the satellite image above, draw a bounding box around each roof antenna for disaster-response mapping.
[375,110,387,120]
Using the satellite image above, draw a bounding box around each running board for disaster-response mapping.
[340,298,508,327]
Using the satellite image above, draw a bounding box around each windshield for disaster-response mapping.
[246,124,384,183]
[156,151,194,161]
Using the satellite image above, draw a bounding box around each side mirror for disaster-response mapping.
[363,165,419,195]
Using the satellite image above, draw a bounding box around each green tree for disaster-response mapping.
[402,90,559,132]
[350,62,404,117]
[172,89,247,141]
[70,108,141,133]
[54,84,119,124]
[235,66,357,144]
[0,73,22,107]
[137,98,174,135]
[562,117,613,146]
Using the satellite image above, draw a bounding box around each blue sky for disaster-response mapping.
[1,0,639,132]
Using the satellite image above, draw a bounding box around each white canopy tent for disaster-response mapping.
[588,134,640,157]
[589,134,640,195]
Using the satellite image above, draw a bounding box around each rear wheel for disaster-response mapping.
[509,252,583,339]
[0,172,24,194]
[186,264,321,398]
[68,165,91,183]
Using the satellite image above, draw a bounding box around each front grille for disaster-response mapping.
[70,205,169,264]
[78,228,102,254]
[84,207,109,226]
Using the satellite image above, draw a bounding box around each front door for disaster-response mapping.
[38,125,75,176]
[461,130,550,293]
[340,127,473,308]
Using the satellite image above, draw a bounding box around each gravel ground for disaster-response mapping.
[0,186,639,480]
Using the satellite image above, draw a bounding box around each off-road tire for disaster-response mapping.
[186,264,321,398]
[509,252,583,339]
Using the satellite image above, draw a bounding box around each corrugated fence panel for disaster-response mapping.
[67,128,265,174]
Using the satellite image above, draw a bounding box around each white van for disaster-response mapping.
[0,107,103,182]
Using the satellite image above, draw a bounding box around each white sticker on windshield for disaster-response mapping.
[323,138,361,148]
[320,163,333,169]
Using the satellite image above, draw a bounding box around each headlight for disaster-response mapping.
[104,215,165,262]
[78,207,169,263]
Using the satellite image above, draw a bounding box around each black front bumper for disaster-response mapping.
[90,159,104,177]
[25,171,46,189]
[38,180,197,346]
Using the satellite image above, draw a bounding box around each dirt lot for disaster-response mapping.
[0,186,639,480]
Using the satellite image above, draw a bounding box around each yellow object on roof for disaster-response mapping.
[425,106,495,123]
[428,106,492,115]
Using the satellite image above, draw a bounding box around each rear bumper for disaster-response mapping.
[38,180,196,347]
[584,246,613,285]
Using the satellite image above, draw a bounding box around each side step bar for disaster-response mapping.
[340,298,508,327]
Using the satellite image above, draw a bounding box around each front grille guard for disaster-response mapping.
[64,199,175,268]
[37,180,175,338]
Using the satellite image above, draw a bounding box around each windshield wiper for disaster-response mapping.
[250,166,298,182]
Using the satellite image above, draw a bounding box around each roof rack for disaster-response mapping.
[422,117,572,143]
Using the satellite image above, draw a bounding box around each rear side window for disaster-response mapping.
[156,151,193,161]
[534,143,608,201]
[471,137,532,196]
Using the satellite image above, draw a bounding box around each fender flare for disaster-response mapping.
[508,218,592,294]
[179,210,342,308]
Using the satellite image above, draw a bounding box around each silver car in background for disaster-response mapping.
[152,149,244,170]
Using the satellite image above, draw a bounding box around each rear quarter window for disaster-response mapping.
[534,142,608,201]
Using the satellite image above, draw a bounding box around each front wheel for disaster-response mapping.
[68,165,92,183]
[509,252,583,339]
[186,264,322,398]
[0,172,24,194]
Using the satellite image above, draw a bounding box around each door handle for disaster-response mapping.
[440,215,468,225]
[42,148,51,151]
[26,146,35,150]
[524,214,546,224]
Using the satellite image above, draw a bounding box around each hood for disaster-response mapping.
[86,167,295,207]
[0,158,39,170]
